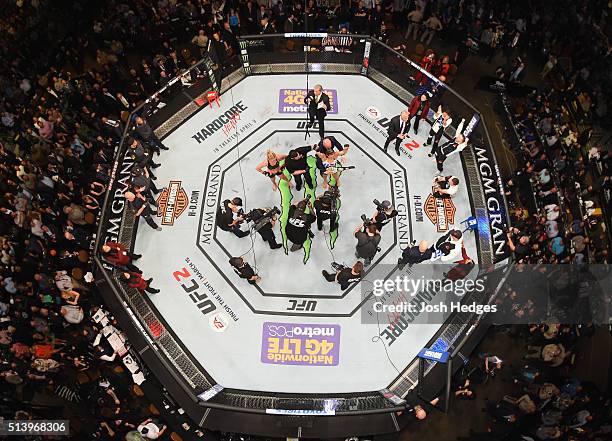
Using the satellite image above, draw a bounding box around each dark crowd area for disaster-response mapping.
[0,0,609,440]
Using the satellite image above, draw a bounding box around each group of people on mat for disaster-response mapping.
[219,83,473,290]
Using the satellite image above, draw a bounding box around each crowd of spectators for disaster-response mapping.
[454,324,610,441]
[0,0,609,440]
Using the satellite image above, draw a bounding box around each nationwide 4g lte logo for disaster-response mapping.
[424,187,456,232]
[156,180,189,226]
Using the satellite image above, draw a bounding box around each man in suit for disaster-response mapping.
[435,131,468,172]
[407,94,431,134]
[314,136,344,177]
[383,111,410,156]
[306,84,330,139]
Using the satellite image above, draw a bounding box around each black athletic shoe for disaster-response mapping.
[395,149,401,156]
[151,163,161,169]
[428,153,433,157]
[132,254,142,260]
[271,243,282,249]
[290,243,302,252]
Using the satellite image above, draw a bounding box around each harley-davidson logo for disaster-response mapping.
[156,181,189,226]
[424,189,456,232]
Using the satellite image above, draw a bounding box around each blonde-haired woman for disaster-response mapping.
[256,150,291,191]
[315,144,349,189]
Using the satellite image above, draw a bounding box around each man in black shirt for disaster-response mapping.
[127,137,160,170]
[314,190,339,231]
[286,199,316,252]
[216,197,249,238]
[125,191,161,231]
[285,146,314,191]
[229,256,260,284]
[370,200,398,231]
[135,116,168,154]
[355,223,381,267]
[398,240,433,269]
[130,166,159,205]
[322,261,363,290]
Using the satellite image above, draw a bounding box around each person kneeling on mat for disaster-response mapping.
[314,189,339,231]
[243,207,282,249]
[322,261,364,290]
[398,240,433,269]
[286,199,316,252]
[229,257,260,285]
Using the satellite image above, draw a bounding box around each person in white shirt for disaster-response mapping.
[425,105,452,153]
[405,6,424,40]
[137,418,167,440]
[433,175,460,198]
[420,14,443,45]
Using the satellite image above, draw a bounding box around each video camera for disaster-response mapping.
[373,199,388,211]
[331,261,346,272]
[243,207,281,232]
[360,214,374,227]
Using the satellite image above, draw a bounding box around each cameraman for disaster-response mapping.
[398,240,433,269]
[322,261,364,290]
[314,190,339,232]
[286,199,316,252]
[435,229,464,262]
[216,197,249,238]
[370,200,398,231]
[247,208,282,249]
[229,256,260,285]
[354,223,381,267]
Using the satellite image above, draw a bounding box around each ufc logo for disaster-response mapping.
[287,300,317,311]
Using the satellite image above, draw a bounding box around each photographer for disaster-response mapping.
[246,207,282,249]
[229,257,260,285]
[216,197,249,238]
[354,223,381,267]
[322,261,364,290]
[398,240,433,269]
[314,190,339,232]
[286,199,316,252]
[370,200,398,231]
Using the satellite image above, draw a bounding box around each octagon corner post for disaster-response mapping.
[361,38,372,77]
[203,55,220,93]
[238,38,252,77]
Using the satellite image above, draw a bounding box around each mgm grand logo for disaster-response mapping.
[424,188,456,232]
[156,180,188,226]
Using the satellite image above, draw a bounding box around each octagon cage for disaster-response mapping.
[94,33,512,438]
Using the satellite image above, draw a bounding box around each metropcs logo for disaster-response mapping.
[156,180,189,226]
[424,187,456,232]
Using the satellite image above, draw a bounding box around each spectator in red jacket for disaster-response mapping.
[407,94,431,135]
[101,241,141,273]
[122,272,159,295]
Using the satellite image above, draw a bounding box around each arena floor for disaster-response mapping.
[132,74,480,394]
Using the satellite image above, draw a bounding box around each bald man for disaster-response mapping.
[383,111,410,156]
[397,240,433,268]
[305,84,330,139]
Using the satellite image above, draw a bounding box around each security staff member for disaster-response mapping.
[371,200,398,231]
[285,146,314,191]
[383,111,410,156]
[314,191,338,231]
[248,208,282,249]
[305,84,330,139]
[229,256,260,284]
[286,199,316,252]
[354,223,381,267]
[127,137,160,170]
[216,197,249,238]
[322,261,364,290]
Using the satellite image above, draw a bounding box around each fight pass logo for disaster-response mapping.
[156,180,189,226]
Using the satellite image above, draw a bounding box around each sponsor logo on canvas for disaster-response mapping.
[366,106,381,119]
[424,187,456,232]
[156,181,189,226]
[278,89,338,114]
[261,322,341,366]
[209,313,230,333]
